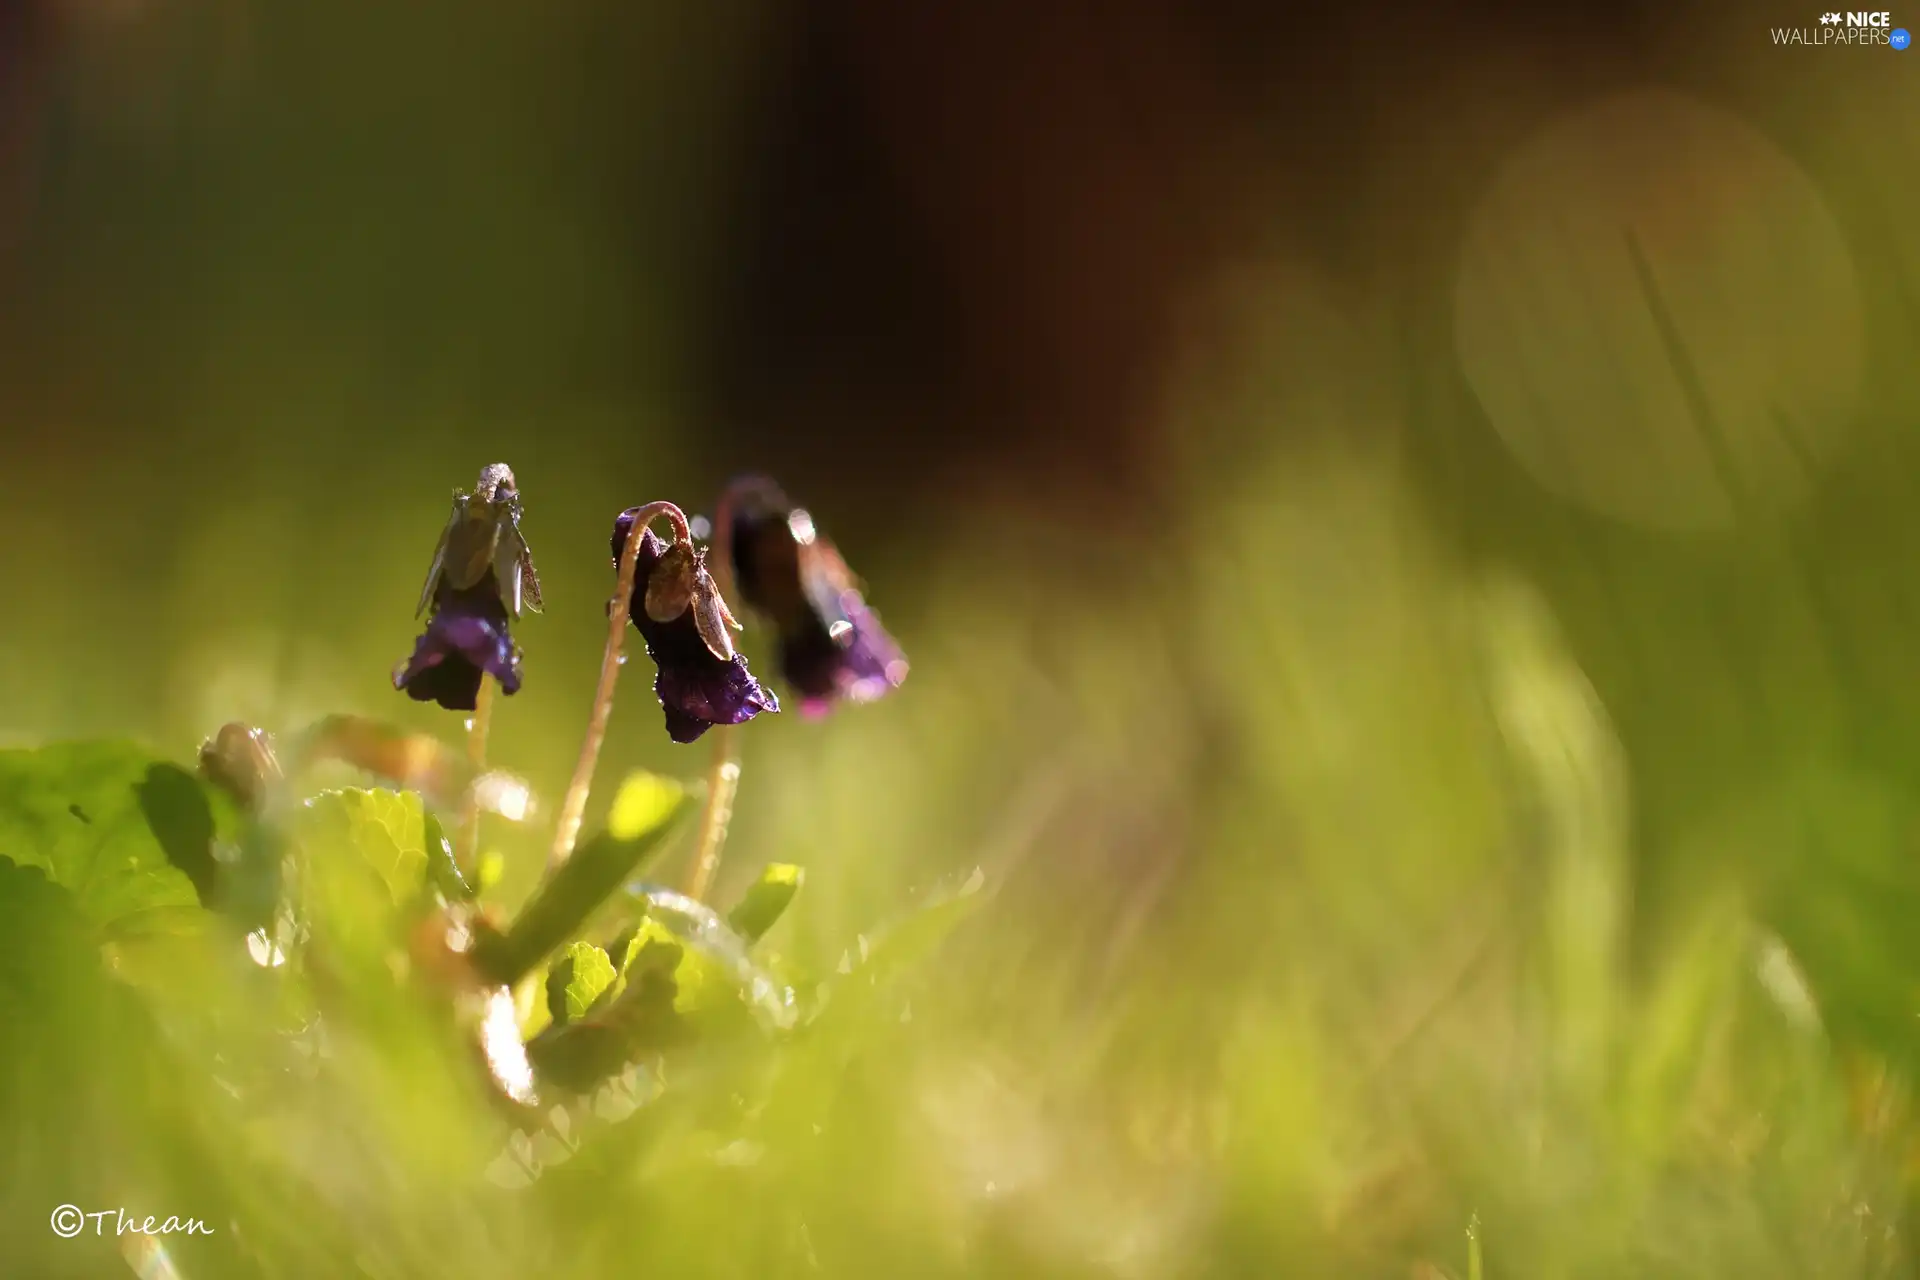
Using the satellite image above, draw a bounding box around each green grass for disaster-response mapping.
[7,440,1920,1280]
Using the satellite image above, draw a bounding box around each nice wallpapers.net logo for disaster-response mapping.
[1773,10,1913,46]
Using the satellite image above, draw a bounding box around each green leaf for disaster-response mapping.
[421,810,475,903]
[814,868,988,1030]
[0,860,160,1201]
[101,904,216,946]
[285,789,433,981]
[546,941,619,1026]
[627,888,798,1031]
[855,867,988,983]
[291,788,431,907]
[477,850,505,895]
[527,932,687,1093]
[0,741,204,937]
[525,1020,634,1095]
[527,896,791,1096]
[0,858,115,1019]
[726,863,803,944]
[472,774,689,986]
[626,915,725,1016]
[606,771,684,842]
[132,762,222,903]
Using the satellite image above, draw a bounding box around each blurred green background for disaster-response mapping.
[8,0,1920,1274]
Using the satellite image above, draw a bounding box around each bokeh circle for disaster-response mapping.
[1453,89,1864,532]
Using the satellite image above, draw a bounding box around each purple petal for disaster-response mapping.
[777,602,908,713]
[828,606,909,703]
[656,662,780,742]
[725,499,906,714]
[394,584,522,712]
[612,514,779,742]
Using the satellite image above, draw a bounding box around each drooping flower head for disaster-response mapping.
[717,476,907,716]
[395,463,541,712]
[611,509,778,743]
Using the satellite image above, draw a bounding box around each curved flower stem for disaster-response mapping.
[682,725,740,901]
[707,473,788,604]
[676,474,784,901]
[454,674,495,876]
[548,500,693,871]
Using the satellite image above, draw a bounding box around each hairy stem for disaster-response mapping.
[455,674,495,876]
[675,474,782,901]
[683,725,741,901]
[548,500,692,870]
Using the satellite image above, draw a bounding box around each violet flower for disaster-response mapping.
[394,464,538,712]
[723,482,907,716]
[611,510,779,744]
[395,581,524,712]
